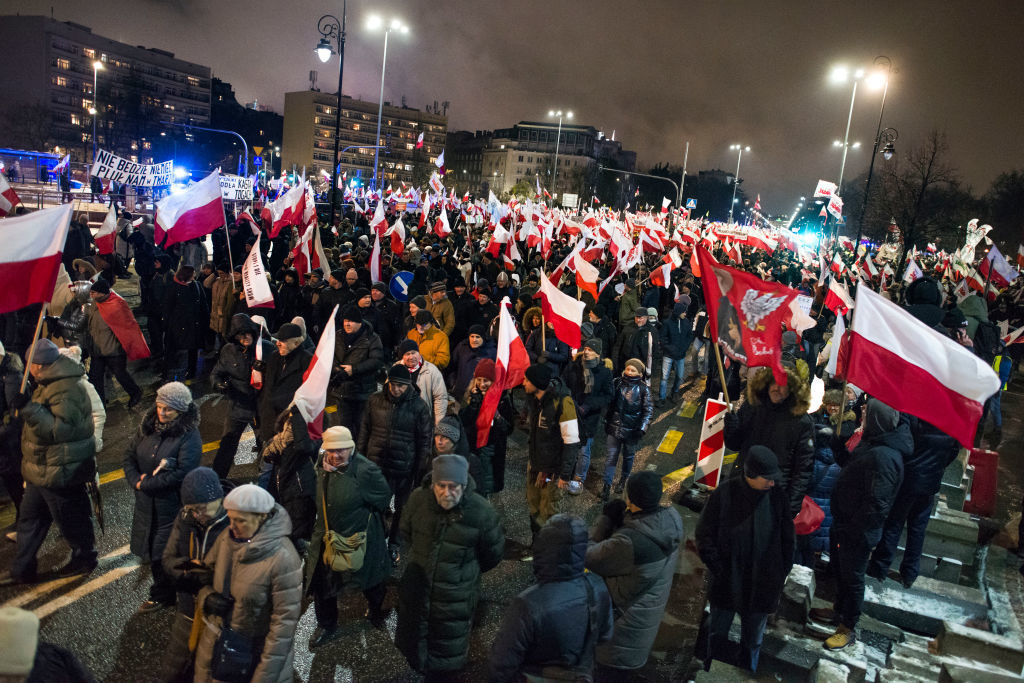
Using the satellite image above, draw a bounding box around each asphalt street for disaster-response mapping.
[0,358,717,682]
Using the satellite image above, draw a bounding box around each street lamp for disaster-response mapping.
[855,56,896,253]
[315,6,347,227]
[829,64,866,197]
[91,60,104,166]
[727,144,749,224]
[548,109,572,199]
[367,15,409,192]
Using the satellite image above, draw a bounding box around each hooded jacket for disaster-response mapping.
[586,505,684,670]
[212,314,275,416]
[358,383,434,483]
[490,515,613,681]
[396,474,504,673]
[20,355,95,488]
[831,401,913,546]
[193,505,302,683]
[123,404,202,560]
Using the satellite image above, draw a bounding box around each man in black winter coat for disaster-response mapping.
[489,514,613,681]
[256,323,313,447]
[696,446,794,672]
[561,340,614,495]
[815,399,911,651]
[659,299,695,404]
[357,364,433,557]
[330,306,384,443]
[210,315,275,478]
[868,416,958,588]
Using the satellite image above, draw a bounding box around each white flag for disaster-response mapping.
[242,233,275,308]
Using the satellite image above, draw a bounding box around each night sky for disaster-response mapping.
[17,1,1024,218]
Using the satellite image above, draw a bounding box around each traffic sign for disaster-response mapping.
[686,198,697,209]
[253,156,263,167]
[389,271,414,302]
[253,146,264,156]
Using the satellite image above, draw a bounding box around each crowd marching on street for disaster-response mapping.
[0,170,1022,682]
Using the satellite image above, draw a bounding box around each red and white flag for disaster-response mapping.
[433,207,451,238]
[827,194,844,219]
[94,290,150,360]
[260,182,305,238]
[419,193,432,229]
[416,131,424,149]
[237,206,261,235]
[859,252,879,279]
[573,252,600,300]
[386,215,406,256]
[830,252,845,275]
[94,205,118,255]
[845,286,1000,447]
[536,269,587,348]
[903,258,923,283]
[1002,325,1024,346]
[475,297,530,448]
[753,194,761,211]
[814,179,837,198]
[1017,245,1024,270]
[369,232,382,283]
[661,197,671,213]
[369,199,388,237]
[0,173,21,217]
[823,278,854,316]
[241,232,275,308]
[434,150,445,175]
[650,262,672,288]
[292,305,338,440]
[978,244,1019,289]
[155,170,225,247]
[0,203,73,314]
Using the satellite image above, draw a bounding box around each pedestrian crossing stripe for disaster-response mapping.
[678,402,698,419]
[657,429,684,454]
[661,453,739,489]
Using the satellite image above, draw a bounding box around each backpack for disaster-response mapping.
[973,320,1003,364]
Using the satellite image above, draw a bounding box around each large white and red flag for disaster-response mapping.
[823,278,854,316]
[0,203,73,314]
[292,305,338,439]
[260,182,305,238]
[369,199,388,237]
[536,269,587,348]
[241,232,275,308]
[433,206,451,238]
[475,297,530,447]
[416,132,424,149]
[237,205,261,235]
[846,286,1000,447]
[434,149,446,175]
[94,290,150,360]
[94,205,118,255]
[978,244,1019,288]
[573,251,600,300]
[0,173,21,217]
[155,170,224,247]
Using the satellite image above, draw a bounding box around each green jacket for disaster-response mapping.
[618,288,641,329]
[20,355,95,488]
[396,475,504,673]
[303,452,392,592]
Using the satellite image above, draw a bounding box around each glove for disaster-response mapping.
[179,565,214,593]
[602,499,627,529]
[538,351,549,362]
[214,379,230,392]
[203,591,235,619]
[10,392,31,411]
[252,360,267,373]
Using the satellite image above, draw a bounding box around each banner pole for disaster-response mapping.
[19,306,47,394]
[222,201,236,289]
[711,340,732,408]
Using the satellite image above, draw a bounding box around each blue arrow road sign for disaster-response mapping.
[686,198,697,209]
[390,271,414,302]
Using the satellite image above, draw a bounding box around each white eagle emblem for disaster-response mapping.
[739,290,785,331]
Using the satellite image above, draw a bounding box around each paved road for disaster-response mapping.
[0,365,716,682]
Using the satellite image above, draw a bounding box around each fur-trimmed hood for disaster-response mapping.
[746,363,811,416]
[139,402,200,438]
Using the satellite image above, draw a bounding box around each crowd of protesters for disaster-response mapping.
[0,193,1022,681]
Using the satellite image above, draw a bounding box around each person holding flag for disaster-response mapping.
[83,279,145,408]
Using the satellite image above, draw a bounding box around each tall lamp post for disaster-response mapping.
[315,5,347,227]
[90,60,104,165]
[855,56,896,251]
[547,109,572,199]
[727,144,749,224]
[367,15,408,193]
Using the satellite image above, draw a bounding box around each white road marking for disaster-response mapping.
[33,562,140,619]
[1,544,132,609]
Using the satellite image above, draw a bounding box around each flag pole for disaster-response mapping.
[222,199,237,289]
[711,340,732,409]
[19,306,47,393]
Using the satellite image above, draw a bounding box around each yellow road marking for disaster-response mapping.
[657,429,683,454]
[659,453,738,489]
[678,402,698,419]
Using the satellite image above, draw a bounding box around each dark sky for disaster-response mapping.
[21,1,1024,219]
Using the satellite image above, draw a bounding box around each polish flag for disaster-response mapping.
[237,206,261,235]
[859,253,879,279]
[830,252,845,275]
[753,194,761,211]
[419,193,432,229]
[650,262,672,288]
[475,297,530,448]
[155,171,224,248]
[978,244,1019,289]
[260,179,305,238]
[0,203,73,314]
[433,207,451,238]
[434,150,445,175]
[573,252,600,300]
[823,278,854,316]
[369,232,382,284]
[536,269,587,348]
[386,216,406,256]
[241,232,275,308]
[1017,245,1024,270]
[903,259,924,283]
[416,132,424,149]
[94,290,150,360]
[292,305,338,440]
[94,205,118,255]
[846,286,1000,447]
[661,197,671,213]
[369,199,388,238]
[0,173,21,217]
[1002,325,1024,346]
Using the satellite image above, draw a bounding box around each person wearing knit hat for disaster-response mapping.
[429,281,447,294]
[371,281,388,294]
[433,417,465,457]
[473,358,496,381]
[523,363,553,392]
[583,338,603,356]
[562,338,614,496]
[695,441,793,670]
[397,339,419,358]
[585,464,682,674]
[180,467,224,507]
[156,381,193,413]
[0,606,94,680]
[28,338,60,366]
[427,280,456,338]
[342,305,363,324]
[600,357,654,501]
[432,453,469,492]
[387,363,413,385]
[90,278,111,295]
[408,306,451,370]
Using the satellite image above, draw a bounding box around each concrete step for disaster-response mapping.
[862,574,988,636]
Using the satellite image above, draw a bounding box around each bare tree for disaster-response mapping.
[0,102,54,151]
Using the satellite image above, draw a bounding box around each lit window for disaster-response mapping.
[84,48,95,59]
[406,143,414,150]
[57,58,70,70]
[54,76,68,87]
[70,113,81,125]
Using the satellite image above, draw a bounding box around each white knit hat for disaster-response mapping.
[223,484,275,514]
[0,607,40,675]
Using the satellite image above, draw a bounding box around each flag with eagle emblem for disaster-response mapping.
[695,246,814,384]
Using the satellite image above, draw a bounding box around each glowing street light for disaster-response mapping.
[367,15,410,191]
[548,109,573,197]
[727,144,749,224]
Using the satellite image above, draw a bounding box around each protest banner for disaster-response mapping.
[90,150,173,186]
[219,174,255,201]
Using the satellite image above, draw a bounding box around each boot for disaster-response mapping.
[600,484,611,502]
[824,624,856,650]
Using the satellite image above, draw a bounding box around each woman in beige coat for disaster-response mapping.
[205,265,237,341]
